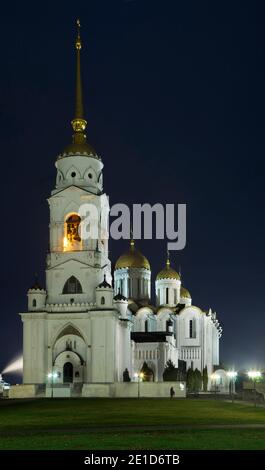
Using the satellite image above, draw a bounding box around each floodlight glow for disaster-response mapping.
[247,370,261,380]
[48,372,58,379]
[227,371,237,379]
[2,355,23,374]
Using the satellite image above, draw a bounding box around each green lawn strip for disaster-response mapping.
[1,399,265,432]
[1,429,265,450]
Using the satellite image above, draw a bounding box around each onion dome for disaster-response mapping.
[114,288,127,301]
[115,239,150,270]
[98,274,112,289]
[156,252,180,281]
[180,285,191,299]
[62,141,98,158]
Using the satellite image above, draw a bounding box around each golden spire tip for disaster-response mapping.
[166,250,170,267]
[75,18,82,50]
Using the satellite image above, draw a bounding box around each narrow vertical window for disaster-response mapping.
[189,319,196,338]
[166,287,169,304]
[189,319,193,338]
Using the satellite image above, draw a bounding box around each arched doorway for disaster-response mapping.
[63,362,73,383]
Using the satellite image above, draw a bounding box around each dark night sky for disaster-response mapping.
[1,0,265,380]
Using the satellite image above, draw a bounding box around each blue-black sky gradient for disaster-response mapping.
[1,0,265,380]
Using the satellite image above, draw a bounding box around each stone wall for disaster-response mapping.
[8,381,186,398]
[9,384,40,399]
[82,381,186,398]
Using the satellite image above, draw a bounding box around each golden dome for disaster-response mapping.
[180,285,191,299]
[115,240,150,270]
[156,255,180,281]
[60,141,98,158]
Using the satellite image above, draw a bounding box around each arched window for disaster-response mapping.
[65,214,81,245]
[166,320,171,332]
[101,296,105,305]
[63,276,82,294]
[145,319,148,332]
[32,299,36,307]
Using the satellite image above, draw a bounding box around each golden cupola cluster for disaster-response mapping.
[180,285,191,299]
[156,253,180,281]
[61,19,97,158]
[115,239,150,270]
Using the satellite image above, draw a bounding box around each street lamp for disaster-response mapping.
[48,371,58,399]
[247,370,261,407]
[134,372,144,398]
[226,371,237,403]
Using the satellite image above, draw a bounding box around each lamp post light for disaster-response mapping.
[226,371,237,403]
[134,372,144,398]
[247,370,261,407]
[48,371,58,399]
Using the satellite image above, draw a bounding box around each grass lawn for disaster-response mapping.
[0,398,265,450]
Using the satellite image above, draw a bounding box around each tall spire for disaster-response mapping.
[166,250,170,267]
[130,227,135,248]
[71,19,87,145]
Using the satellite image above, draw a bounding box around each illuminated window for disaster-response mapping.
[65,214,81,248]
[63,276,82,294]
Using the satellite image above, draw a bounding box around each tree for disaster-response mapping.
[186,368,195,392]
[123,368,131,382]
[163,360,178,382]
[140,362,154,382]
[194,369,202,393]
[203,366,208,392]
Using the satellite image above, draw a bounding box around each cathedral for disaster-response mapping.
[19,24,222,398]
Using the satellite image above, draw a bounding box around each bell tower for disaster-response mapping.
[46,19,111,306]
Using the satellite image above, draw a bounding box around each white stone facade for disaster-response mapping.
[19,29,222,397]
